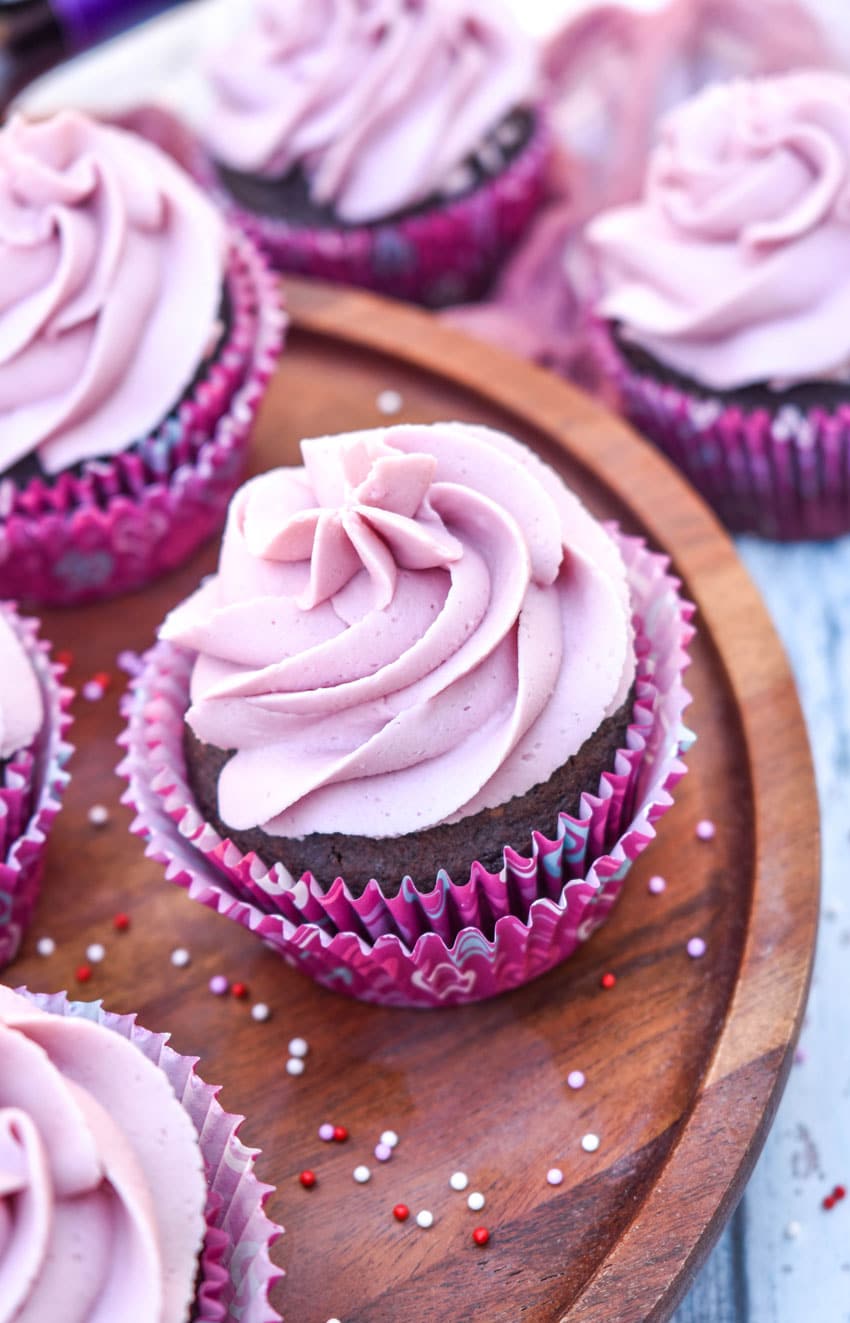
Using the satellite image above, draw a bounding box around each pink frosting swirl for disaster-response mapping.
[0,986,207,1323]
[162,423,634,842]
[203,0,537,224]
[0,111,225,476]
[589,73,850,389]
[0,615,42,761]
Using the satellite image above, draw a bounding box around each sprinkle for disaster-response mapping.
[567,1070,586,1090]
[696,818,716,841]
[823,1195,836,1211]
[547,1168,564,1186]
[87,804,110,827]
[286,1057,305,1076]
[393,1203,410,1222]
[75,964,92,983]
[93,671,112,692]
[467,1192,485,1212]
[415,1210,434,1229]
[82,680,105,702]
[600,972,616,990]
[377,389,403,415]
[648,875,667,894]
[85,943,105,964]
[116,650,143,676]
[794,1046,807,1065]
[209,975,229,995]
[36,937,55,957]
[581,1133,600,1153]
[251,1002,271,1022]
[380,1130,399,1149]
[835,1185,846,1201]
[687,937,707,959]
[449,1171,469,1192]
[55,649,74,671]
[333,1125,349,1143]
[785,1220,802,1240]
[318,1123,335,1142]
[288,1036,309,1057]
[472,1227,490,1247]
[353,1165,371,1184]
[113,912,130,932]
[375,1143,393,1162]
[299,1170,316,1189]
[170,947,190,968]
[326,1318,342,1323]
[231,981,249,999]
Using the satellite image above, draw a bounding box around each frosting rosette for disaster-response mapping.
[589,72,850,390]
[0,110,226,476]
[162,423,635,841]
[0,613,43,761]
[0,985,207,1323]
[203,0,537,223]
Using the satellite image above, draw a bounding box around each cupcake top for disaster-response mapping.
[0,984,207,1323]
[0,110,225,477]
[162,422,635,841]
[202,0,537,224]
[0,612,43,761]
[588,72,850,391]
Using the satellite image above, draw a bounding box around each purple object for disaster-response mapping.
[51,0,182,48]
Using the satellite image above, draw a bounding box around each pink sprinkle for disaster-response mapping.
[696,819,716,842]
[687,937,707,959]
[318,1123,335,1142]
[648,875,667,895]
[208,975,229,995]
[567,1070,586,1090]
[374,1143,393,1162]
[82,680,104,702]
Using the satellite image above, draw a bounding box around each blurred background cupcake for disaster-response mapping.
[0,110,284,606]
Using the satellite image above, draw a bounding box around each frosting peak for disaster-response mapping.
[589,72,850,390]
[203,0,537,223]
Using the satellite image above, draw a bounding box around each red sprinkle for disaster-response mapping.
[600,972,617,990]
[55,649,74,671]
[834,1185,846,1201]
[113,912,131,932]
[299,1170,317,1189]
[75,964,92,984]
[93,671,112,692]
[392,1204,410,1222]
[333,1125,349,1143]
[472,1227,490,1246]
[823,1195,836,1211]
[231,981,249,999]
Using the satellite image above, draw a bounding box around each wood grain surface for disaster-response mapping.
[6,278,819,1323]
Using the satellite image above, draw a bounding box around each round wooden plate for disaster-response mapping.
[9,278,818,1323]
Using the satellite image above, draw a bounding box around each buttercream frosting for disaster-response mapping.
[162,423,635,841]
[0,110,225,477]
[0,614,43,762]
[0,986,207,1323]
[589,72,850,390]
[203,0,537,224]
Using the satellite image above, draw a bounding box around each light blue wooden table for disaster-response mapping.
[674,534,850,1323]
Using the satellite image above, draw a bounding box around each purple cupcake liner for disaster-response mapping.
[0,605,74,970]
[599,326,850,541]
[200,114,550,308]
[118,533,694,1008]
[12,987,283,1322]
[0,231,286,606]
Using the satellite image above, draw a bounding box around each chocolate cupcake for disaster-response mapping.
[197,0,549,307]
[588,72,850,540]
[0,110,285,605]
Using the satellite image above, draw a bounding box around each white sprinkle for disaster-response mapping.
[251,1002,271,1022]
[82,680,104,702]
[380,1129,399,1149]
[170,947,190,968]
[467,1191,485,1212]
[687,936,707,959]
[415,1209,434,1229]
[567,1070,586,1090]
[36,937,55,957]
[785,1220,802,1241]
[547,1168,564,1186]
[288,1036,309,1058]
[87,804,110,827]
[286,1057,305,1076]
[581,1133,600,1153]
[374,1143,393,1162]
[86,943,105,964]
[376,389,403,415]
[449,1171,469,1192]
[648,874,667,895]
[326,1318,342,1323]
[695,818,716,841]
[353,1165,371,1184]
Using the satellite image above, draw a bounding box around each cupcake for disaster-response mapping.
[0,110,285,606]
[0,604,73,970]
[588,72,850,541]
[120,423,693,1007]
[0,984,281,1321]
[197,0,549,307]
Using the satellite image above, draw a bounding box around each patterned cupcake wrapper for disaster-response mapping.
[0,231,286,606]
[600,326,850,541]
[119,533,694,1008]
[201,115,550,308]
[0,605,74,970]
[12,988,282,1323]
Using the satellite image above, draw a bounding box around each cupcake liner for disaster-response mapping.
[0,606,74,970]
[13,987,283,1323]
[599,326,850,541]
[201,115,550,308]
[118,533,693,1008]
[0,231,286,606]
